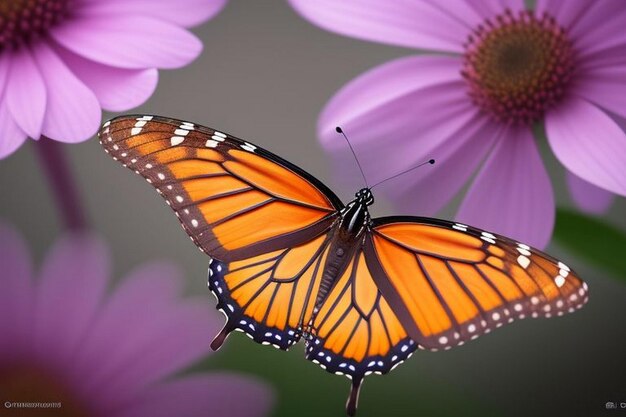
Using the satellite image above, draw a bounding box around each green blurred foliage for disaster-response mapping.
[553,208,626,279]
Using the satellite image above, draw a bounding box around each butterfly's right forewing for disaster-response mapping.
[365,218,589,351]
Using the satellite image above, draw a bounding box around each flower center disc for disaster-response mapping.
[0,0,70,50]
[462,10,575,125]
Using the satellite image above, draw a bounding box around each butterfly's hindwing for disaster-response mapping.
[304,249,417,379]
[208,231,335,350]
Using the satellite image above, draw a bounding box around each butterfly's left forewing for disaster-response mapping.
[99,115,343,262]
[364,217,589,350]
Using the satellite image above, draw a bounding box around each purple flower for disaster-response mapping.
[0,223,273,417]
[0,0,227,158]
[289,0,625,248]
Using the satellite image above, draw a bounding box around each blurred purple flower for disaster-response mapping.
[0,223,273,417]
[0,0,227,158]
[290,0,625,248]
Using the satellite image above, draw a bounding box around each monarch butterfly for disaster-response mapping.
[100,115,588,416]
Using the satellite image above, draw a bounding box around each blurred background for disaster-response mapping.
[1,1,625,416]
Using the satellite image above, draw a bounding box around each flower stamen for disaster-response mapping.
[0,0,71,51]
[462,9,575,125]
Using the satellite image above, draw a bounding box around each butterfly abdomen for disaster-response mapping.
[316,244,349,307]
[314,222,366,310]
[313,199,371,309]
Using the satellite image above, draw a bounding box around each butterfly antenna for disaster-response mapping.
[369,159,435,190]
[336,126,369,188]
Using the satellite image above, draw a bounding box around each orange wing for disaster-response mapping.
[305,248,417,415]
[364,217,589,351]
[99,115,342,261]
[209,231,333,351]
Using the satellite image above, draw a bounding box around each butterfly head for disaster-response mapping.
[355,188,374,207]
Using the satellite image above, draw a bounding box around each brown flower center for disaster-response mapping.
[0,0,71,51]
[0,364,90,417]
[462,9,575,125]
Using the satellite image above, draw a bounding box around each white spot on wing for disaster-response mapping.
[241,142,257,152]
[171,136,185,146]
[452,223,467,231]
[517,255,530,269]
[481,236,496,244]
[554,275,566,288]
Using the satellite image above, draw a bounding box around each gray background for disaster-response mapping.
[1,1,625,416]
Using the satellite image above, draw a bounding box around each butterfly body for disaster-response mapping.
[100,115,589,416]
[316,189,373,301]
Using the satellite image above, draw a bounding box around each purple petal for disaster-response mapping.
[0,98,27,159]
[5,47,46,139]
[320,55,465,141]
[288,0,470,52]
[457,127,554,249]
[32,233,110,365]
[546,97,626,196]
[74,262,220,406]
[112,374,274,417]
[330,83,473,188]
[538,0,626,59]
[318,56,470,185]
[534,0,625,47]
[574,65,626,118]
[535,0,593,30]
[0,55,27,158]
[55,46,158,112]
[0,223,34,357]
[387,115,500,216]
[566,170,615,214]
[465,0,526,21]
[573,8,626,58]
[94,300,215,400]
[51,15,202,70]
[578,44,626,72]
[77,0,227,28]
[32,41,101,142]
[72,261,187,372]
